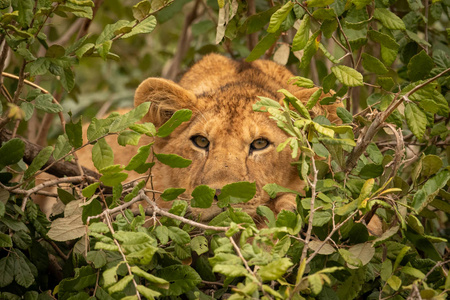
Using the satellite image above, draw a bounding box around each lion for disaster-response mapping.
[78,54,341,222]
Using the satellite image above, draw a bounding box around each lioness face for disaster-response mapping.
[154,92,300,221]
[135,54,340,221]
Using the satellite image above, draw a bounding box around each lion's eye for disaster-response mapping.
[191,135,210,149]
[250,138,269,151]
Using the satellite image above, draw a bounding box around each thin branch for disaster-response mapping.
[345,67,450,172]
[20,176,95,211]
[306,210,359,265]
[162,0,200,80]
[1,72,66,129]
[300,155,319,263]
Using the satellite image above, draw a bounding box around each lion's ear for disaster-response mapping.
[134,78,197,127]
[292,88,342,124]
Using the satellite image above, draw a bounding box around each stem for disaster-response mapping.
[20,176,94,211]
[300,155,319,263]
[104,213,142,300]
[345,67,450,172]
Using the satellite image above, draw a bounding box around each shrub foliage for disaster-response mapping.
[0,0,449,299]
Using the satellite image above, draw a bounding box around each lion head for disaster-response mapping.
[134,54,341,221]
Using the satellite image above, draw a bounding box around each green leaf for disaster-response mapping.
[155,153,192,168]
[191,236,209,255]
[279,88,311,119]
[257,258,293,281]
[156,265,202,296]
[86,250,107,268]
[14,0,33,27]
[212,264,248,278]
[108,275,133,294]
[217,182,256,208]
[0,233,12,248]
[96,20,129,44]
[129,122,156,136]
[131,266,168,285]
[292,15,310,51]
[387,275,402,291]
[253,96,282,112]
[267,1,294,33]
[53,134,72,160]
[122,16,157,39]
[300,31,320,69]
[24,146,53,179]
[401,266,425,279]
[336,107,353,123]
[361,53,389,74]
[87,115,118,141]
[191,185,215,208]
[82,182,100,198]
[109,102,151,132]
[246,32,281,62]
[306,0,335,7]
[0,138,25,168]
[102,264,121,288]
[125,144,151,171]
[97,40,112,60]
[291,76,315,88]
[421,155,443,178]
[331,65,364,87]
[132,0,151,21]
[373,8,406,30]
[348,243,375,269]
[312,211,331,227]
[0,256,14,287]
[405,103,427,140]
[407,83,449,116]
[13,251,34,288]
[19,102,34,121]
[35,94,63,113]
[308,273,323,295]
[413,170,450,213]
[407,50,434,81]
[118,131,141,146]
[359,163,384,179]
[75,42,95,58]
[92,138,114,171]
[168,226,190,244]
[306,88,323,110]
[100,172,128,187]
[377,76,395,90]
[66,118,83,148]
[136,285,161,299]
[368,30,400,50]
[372,225,400,247]
[157,109,192,138]
[312,8,336,20]
[161,188,186,201]
[263,183,299,199]
[48,213,85,242]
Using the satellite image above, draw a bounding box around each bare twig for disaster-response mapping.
[20,176,95,211]
[345,67,450,172]
[163,0,200,80]
[103,211,142,300]
[382,123,405,183]
[300,155,319,263]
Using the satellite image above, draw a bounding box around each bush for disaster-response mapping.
[0,0,449,299]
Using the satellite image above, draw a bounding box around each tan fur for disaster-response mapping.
[79,54,342,222]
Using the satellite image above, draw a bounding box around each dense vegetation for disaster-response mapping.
[0,0,449,299]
